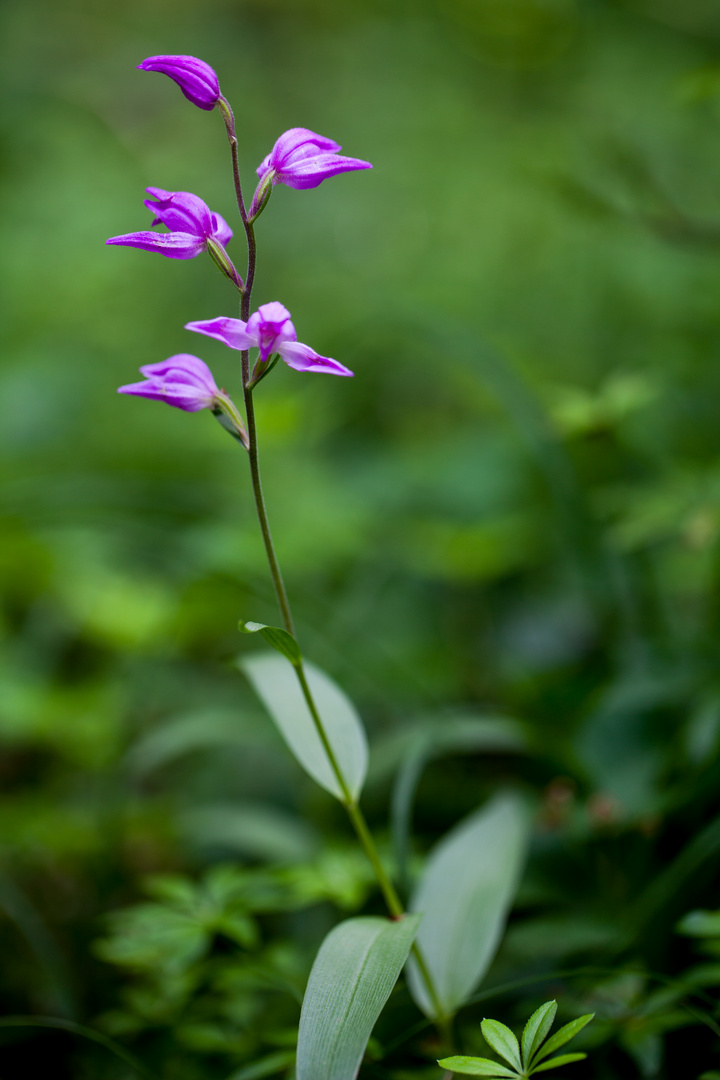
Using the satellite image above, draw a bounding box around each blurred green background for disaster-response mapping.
[3,0,720,1077]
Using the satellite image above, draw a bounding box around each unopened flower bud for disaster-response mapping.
[138,54,221,111]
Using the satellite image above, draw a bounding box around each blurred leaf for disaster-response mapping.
[225,1051,296,1080]
[678,910,720,938]
[239,620,302,665]
[407,792,530,1017]
[296,914,420,1080]
[94,904,210,973]
[387,715,527,893]
[126,708,276,776]
[241,653,368,801]
[178,802,319,863]
[550,372,659,437]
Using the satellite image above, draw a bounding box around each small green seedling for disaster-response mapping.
[439,1000,594,1078]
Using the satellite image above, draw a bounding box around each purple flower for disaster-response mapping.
[106,188,232,260]
[186,302,354,377]
[118,354,249,445]
[256,128,372,191]
[138,55,220,111]
[118,354,223,411]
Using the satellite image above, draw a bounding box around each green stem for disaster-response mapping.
[295,662,449,1026]
[243,388,295,637]
[223,98,451,1046]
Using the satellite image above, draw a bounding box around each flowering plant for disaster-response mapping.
[106,53,593,1080]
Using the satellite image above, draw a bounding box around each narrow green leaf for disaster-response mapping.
[481,1019,522,1072]
[438,1056,517,1078]
[239,620,302,665]
[407,792,530,1016]
[296,914,420,1080]
[530,1015,594,1067]
[531,1053,586,1074]
[522,1001,557,1069]
[241,653,368,801]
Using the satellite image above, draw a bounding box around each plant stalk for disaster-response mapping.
[225,114,451,1044]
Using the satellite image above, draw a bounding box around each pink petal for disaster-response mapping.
[278,341,353,376]
[185,317,254,351]
[106,231,206,258]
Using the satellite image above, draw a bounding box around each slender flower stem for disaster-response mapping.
[244,388,296,637]
[218,97,248,225]
[222,112,450,1042]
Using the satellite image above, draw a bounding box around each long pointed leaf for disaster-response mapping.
[241,653,368,801]
[296,915,420,1080]
[481,1019,522,1072]
[438,1056,517,1078]
[407,792,530,1016]
[531,1052,586,1073]
[522,1001,557,1069]
[530,1015,594,1067]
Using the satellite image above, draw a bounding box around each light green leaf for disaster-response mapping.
[531,1015,594,1067]
[239,620,302,665]
[296,914,420,1080]
[438,1055,517,1077]
[522,1001,557,1069]
[241,653,368,801]
[407,792,530,1016]
[531,1052,586,1073]
[481,1019,522,1072]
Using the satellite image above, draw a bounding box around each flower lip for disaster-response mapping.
[106,188,232,260]
[185,302,354,377]
[138,54,220,111]
[257,127,372,191]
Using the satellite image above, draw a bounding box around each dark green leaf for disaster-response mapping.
[481,1019,522,1072]
[522,1001,557,1069]
[296,914,420,1080]
[438,1056,517,1077]
[239,620,302,665]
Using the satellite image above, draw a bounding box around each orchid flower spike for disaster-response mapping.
[256,128,372,192]
[186,302,354,377]
[138,55,221,111]
[107,188,233,261]
[118,354,248,445]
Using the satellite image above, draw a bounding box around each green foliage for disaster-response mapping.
[3,0,720,1077]
[296,914,420,1080]
[241,653,368,801]
[440,1002,594,1077]
[239,621,302,666]
[407,793,530,1017]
